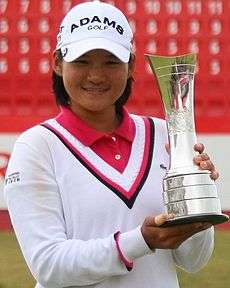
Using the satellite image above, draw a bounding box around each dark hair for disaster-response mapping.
[52,50,134,113]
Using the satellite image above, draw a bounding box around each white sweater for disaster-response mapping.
[4,115,214,288]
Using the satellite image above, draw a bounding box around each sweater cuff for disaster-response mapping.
[114,231,133,271]
[118,226,154,261]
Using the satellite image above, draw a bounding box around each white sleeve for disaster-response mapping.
[172,227,214,273]
[4,131,151,288]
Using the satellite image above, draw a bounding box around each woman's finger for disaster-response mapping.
[194,143,205,154]
[154,213,174,226]
[200,160,215,171]
[210,170,219,180]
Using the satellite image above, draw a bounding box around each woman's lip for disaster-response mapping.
[83,87,109,92]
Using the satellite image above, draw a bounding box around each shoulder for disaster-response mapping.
[15,121,54,152]
[8,122,55,173]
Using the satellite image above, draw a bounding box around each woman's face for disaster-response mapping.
[54,49,134,117]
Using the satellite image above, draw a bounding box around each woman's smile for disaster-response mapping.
[82,86,110,93]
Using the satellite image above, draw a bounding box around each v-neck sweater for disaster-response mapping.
[5,112,214,288]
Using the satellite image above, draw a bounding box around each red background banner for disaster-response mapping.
[0,0,230,133]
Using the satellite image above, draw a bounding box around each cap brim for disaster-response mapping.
[62,38,131,63]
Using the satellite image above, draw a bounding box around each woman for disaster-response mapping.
[5,1,218,287]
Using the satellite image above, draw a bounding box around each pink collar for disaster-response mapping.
[55,106,135,146]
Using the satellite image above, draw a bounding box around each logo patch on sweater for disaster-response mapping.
[5,172,20,185]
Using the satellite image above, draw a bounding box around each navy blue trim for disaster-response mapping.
[40,118,155,209]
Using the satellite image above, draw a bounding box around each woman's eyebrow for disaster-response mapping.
[107,54,120,60]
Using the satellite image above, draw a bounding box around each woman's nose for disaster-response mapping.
[87,65,106,83]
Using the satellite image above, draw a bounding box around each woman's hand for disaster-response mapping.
[193,143,219,180]
[141,214,211,250]
[165,142,219,180]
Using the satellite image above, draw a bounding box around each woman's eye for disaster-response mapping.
[106,61,120,65]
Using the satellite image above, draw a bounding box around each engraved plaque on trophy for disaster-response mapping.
[147,53,229,226]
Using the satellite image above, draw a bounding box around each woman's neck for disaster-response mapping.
[70,106,121,133]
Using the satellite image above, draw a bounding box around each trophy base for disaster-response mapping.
[162,173,229,227]
[161,213,229,227]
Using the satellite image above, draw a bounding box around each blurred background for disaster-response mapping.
[0,0,230,287]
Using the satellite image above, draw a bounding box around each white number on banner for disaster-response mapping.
[19,38,30,54]
[188,39,199,53]
[40,0,51,14]
[166,0,182,15]
[38,18,50,33]
[18,58,30,74]
[146,19,158,34]
[0,0,8,14]
[167,19,178,34]
[209,59,220,75]
[17,17,29,33]
[187,0,202,15]
[0,18,9,33]
[189,19,200,34]
[0,38,8,54]
[63,0,72,14]
[210,19,222,35]
[40,38,51,54]
[19,0,30,14]
[126,0,136,14]
[208,0,223,15]
[167,39,178,54]
[39,58,50,74]
[144,0,160,14]
[0,57,7,73]
[209,39,220,55]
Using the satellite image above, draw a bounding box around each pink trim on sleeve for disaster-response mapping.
[114,231,133,271]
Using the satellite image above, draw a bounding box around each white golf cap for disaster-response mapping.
[56,0,133,63]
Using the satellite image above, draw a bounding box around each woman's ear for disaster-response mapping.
[52,51,63,77]
[128,54,136,79]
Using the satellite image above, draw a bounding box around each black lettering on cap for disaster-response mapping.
[91,16,102,23]
[80,17,90,26]
[71,24,79,33]
[103,17,116,28]
[116,25,124,35]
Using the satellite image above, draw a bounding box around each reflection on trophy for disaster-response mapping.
[147,53,229,226]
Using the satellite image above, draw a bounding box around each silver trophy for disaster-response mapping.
[147,53,229,226]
